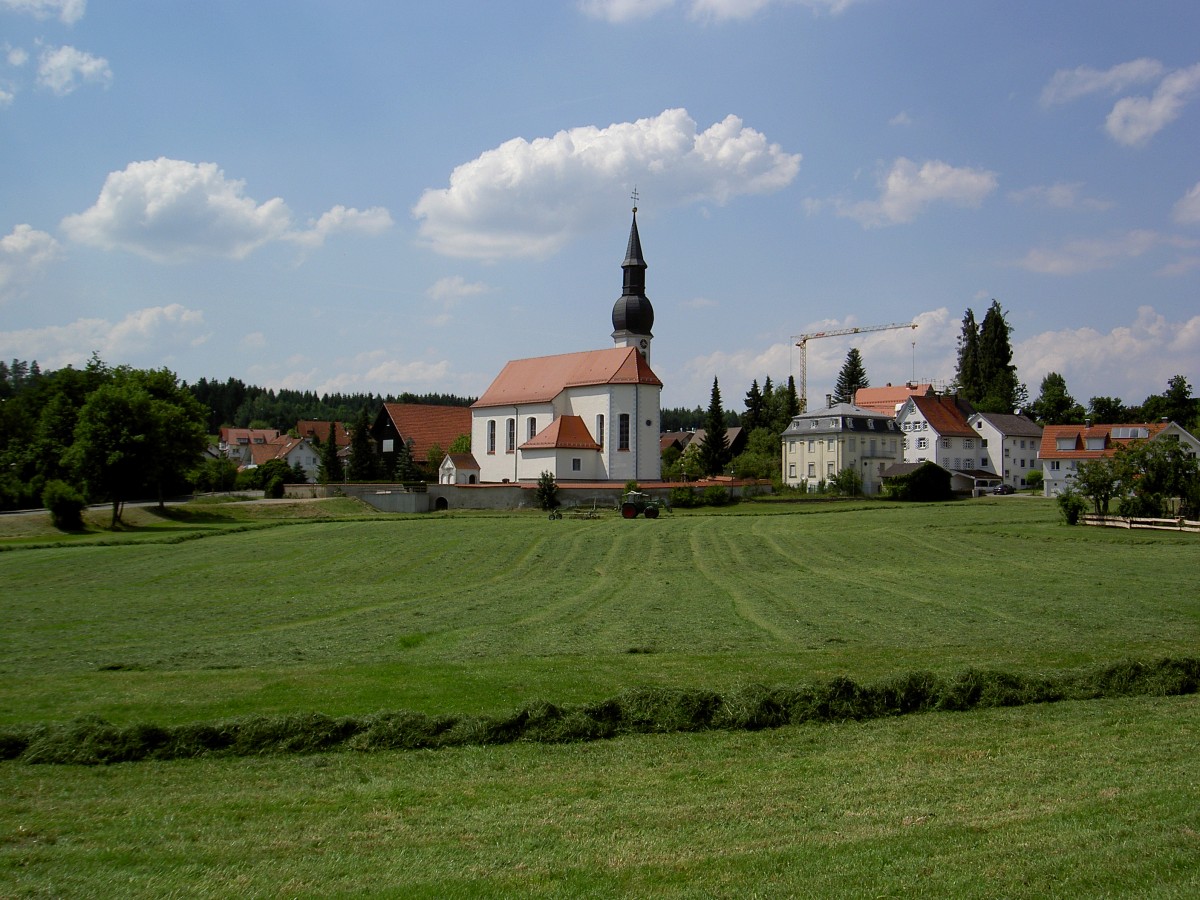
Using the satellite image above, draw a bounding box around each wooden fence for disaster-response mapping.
[1081,514,1200,534]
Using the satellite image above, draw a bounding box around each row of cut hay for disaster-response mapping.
[2,657,1196,765]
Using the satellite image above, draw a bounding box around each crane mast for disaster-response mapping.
[792,321,917,412]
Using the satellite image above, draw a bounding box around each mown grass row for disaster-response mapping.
[3,657,1196,765]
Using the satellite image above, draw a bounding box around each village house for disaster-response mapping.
[895,392,1000,494]
[468,208,662,484]
[371,403,472,472]
[966,410,1043,490]
[780,401,903,494]
[218,427,281,464]
[1037,420,1200,497]
[246,434,322,483]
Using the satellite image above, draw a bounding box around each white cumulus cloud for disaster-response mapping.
[1039,58,1165,107]
[413,108,800,260]
[425,275,489,326]
[0,224,62,301]
[1015,230,1200,276]
[0,0,86,24]
[1174,181,1200,225]
[1015,306,1200,404]
[60,158,392,262]
[1106,62,1200,147]
[832,158,997,227]
[1007,182,1112,212]
[0,304,206,370]
[36,44,111,95]
[1041,58,1200,147]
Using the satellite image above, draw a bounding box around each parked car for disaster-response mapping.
[993,484,1016,495]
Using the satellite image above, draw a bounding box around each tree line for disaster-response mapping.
[186,375,473,434]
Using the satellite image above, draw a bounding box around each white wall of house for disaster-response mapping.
[283,440,321,483]
[472,401,555,483]
[470,381,661,483]
[781,405,902,494]
[967,415,1042,487]
[896,402,976,470]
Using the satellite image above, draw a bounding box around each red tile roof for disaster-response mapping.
[855,384,932,414]
[247,435,304,466]
[473,347,662,409]
[297,420,351,446]
[447,453,480,471]
[520,415,602,450]
[1038,422,1168,460]
[219,427,281,445]
[378,404,472,460]
[907,394,975,437]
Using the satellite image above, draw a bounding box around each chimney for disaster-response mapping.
[826,394,833,408]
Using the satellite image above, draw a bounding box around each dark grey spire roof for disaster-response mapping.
[612,208,654,335]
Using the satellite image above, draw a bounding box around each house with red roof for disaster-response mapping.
[470,209,663,484]
[297,420,350,447]
[896,392,1001,493]
[371,403,472,471]
[1037,420,1198,497]
[246,434,322,482]
[854,383,933,415]
[218,427,281,464]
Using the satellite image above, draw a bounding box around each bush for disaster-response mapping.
[670,486,699,508]
[1057,489,1087,525]
[265,476,285,499]
[701,486,731,506]
[42,479,86,530]
[534,471,559,511]
[1024,469,1043,492]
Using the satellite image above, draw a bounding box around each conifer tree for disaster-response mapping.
[743,379,764,432]
[955,308,980,401]
[347,407,378,481]
[319,422,344,484]
[833,348,870,405]
[698,377,730,476]
[955,301,1022,413]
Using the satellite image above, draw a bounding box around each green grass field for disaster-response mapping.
[2,496,1199,895]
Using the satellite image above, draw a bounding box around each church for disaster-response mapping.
[468,208,663,484]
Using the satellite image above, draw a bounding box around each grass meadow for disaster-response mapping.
[2,495,1199,895]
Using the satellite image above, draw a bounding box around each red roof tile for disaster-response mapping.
[378,404,472,460]
[297,420,351,446]
[1038,422,1168,460]
[473,347,661,408]
[908,394,975,437]
[520,415,602,450]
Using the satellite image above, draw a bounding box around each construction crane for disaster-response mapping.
[793,321,917,411]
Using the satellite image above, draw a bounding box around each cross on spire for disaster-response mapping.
[630,186,639,212]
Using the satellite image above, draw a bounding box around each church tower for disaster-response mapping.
[611,205,655,362]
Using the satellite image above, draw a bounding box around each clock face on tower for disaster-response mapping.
[639,339,648,349]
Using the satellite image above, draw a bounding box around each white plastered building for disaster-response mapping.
[470,209,663,484]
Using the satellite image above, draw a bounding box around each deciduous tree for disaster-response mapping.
[1030,372,1084,425]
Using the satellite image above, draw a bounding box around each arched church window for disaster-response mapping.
[506,418,516,453]
[596,414,605,448]
[487,420,496,454]
[618,414,630,451]
[527,417,537,441]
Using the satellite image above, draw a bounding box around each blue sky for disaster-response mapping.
[2,0,1197,412]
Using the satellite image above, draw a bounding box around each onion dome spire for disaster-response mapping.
[612,194,654,353]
